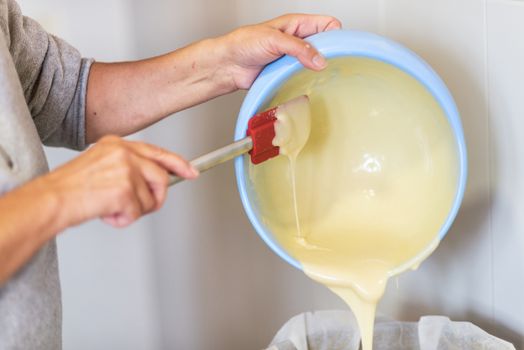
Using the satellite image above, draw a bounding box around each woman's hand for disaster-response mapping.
[42,135,198,228]
[85,14,341,143]
[0,136,196,284]
[218,14,342,89]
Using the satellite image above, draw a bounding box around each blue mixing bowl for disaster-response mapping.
[234,29,467,270]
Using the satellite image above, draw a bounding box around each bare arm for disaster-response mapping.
[0,14,341,285]
[0,177,65,284]
[85,40,233,142]
[0,137,197,285]
[85,14,341,143]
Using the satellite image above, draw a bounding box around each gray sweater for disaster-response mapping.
[0,0,93,348]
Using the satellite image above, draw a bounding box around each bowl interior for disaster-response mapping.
[234,31,467,271]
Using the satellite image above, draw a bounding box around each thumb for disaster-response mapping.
[270,31,327,71]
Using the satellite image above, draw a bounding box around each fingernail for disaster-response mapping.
[312,54,327,69]
[327,20,342,31]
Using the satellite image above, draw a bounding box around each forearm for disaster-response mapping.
[0,135,197,285]
[0,178,67,285]
[84,14,341,143]
[85,37,235,143]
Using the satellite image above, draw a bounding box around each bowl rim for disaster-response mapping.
[234,29,468,271]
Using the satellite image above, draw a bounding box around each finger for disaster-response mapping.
[266,14,342,38]
[115,191,142,227]
[131,169,157,215]
[102,213,126,227]
[125,141,198,180]
[102,213,134,228]
[269,31,327,70]
[102,170,145,227]
[130,154,170,211]
[101,194,142,228]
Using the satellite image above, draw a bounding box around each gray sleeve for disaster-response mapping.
[0,0,94,150]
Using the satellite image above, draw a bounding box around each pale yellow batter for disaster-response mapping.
[272,95,311,239]
[249,57,459,350]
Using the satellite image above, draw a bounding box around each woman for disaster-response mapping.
[0,0,341,348]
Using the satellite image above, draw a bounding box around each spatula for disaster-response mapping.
[169,95,310,186]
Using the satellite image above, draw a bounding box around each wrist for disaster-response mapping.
[30,174,77,235]
[194,37,239,94]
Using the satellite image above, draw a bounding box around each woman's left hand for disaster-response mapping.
[85,14,341,142]
[218,14,342,89]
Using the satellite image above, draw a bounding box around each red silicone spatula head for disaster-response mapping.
[246,95,310,164]
[246,106,279,164]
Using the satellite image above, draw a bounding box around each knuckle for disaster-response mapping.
[292,43,309,58]
[116,182,134,201]
[303,43,313,54]
[280,13,295,21]
[112,147,131,163]
[121,163,134,178]
[150,170,168,188]
[129,208,141,220]
[123,180,135,194]
[151,147,167,160]
[160,171,170,186]
[145,199,156,213]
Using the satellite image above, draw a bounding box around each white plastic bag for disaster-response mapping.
[266,310,515,350]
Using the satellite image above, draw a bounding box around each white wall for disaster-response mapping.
[16,0,524,349]
[136,0,524,348]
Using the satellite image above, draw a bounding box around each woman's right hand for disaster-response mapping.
[40,135,198,228]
